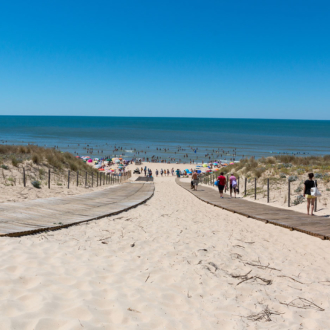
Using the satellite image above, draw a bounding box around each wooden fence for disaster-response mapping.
[0,166,131,189]
[200,173,320,211]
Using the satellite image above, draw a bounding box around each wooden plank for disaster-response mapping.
[0,183,154,236]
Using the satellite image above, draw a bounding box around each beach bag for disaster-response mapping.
[232,180,237,187]
[311,181,321,197]
[214,180,219,186]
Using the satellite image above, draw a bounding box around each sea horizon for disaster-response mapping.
[1,115,330,161]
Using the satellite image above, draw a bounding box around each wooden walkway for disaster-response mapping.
[177,179,330,240]
[0,182,154,237]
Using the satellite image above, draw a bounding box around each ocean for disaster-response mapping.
[0,116,330,162]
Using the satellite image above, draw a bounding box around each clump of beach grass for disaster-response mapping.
[0,144,96,174]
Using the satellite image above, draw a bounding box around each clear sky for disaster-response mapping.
[0,0,329,119]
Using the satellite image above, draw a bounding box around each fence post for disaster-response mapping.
[68,170,70,189]
[97,172,99,187]
[238,176,240,192]
[267,178,269,203]
[288,179,290,207]
[77,171,79,187]
[254,178,256,200]
[244,177,247,196]
[23,167,26,187]
[48,169,50,189]
[92,172,93,187]
[226,175,229,190]
[85,171,87,187]
[315,179,317,212]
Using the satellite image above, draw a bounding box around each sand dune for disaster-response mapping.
[0,175,329,329]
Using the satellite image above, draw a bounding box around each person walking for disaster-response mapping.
[192,171,199,190]
[217,172,226,198]
[155,169,159,176]
[304,173,317,216]
[229,173,237,198]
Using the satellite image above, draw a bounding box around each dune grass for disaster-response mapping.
[0,144,96,173]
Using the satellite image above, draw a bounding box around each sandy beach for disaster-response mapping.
[0,173,330,329]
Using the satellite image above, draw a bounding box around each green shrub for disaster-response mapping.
[1,164,9,170]
[31,180,41,188]
[11,156,22,167]
[293,195,304,205]
[288,175,298,182]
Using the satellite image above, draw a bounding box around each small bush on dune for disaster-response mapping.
[31,180,41,188]
[0,145,12,154]
[288,175,298,182]
[11,157,22,167]
[293,195,304,205]
[18,146,27,153]
[32,154,40,164]
[68,161,78,172]
[253,167,266,178]
[323,155,330,162]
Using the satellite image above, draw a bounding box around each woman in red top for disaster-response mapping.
[217,172,226,198]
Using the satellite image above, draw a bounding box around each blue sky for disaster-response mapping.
[0,0,329,119]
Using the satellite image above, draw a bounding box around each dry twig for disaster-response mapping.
[280,297,324,311]
[246,306,283,322]
[277,275,310,285]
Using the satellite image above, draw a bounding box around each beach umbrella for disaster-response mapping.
[230,162,234,165]
[99,168,104,171]
[213,162,218,165]
[203,164,208,167]
[197,170,201,173]
[115,159,120,163]
[214,168,219,171]
[106,159,112,161]
[87,159,93,163]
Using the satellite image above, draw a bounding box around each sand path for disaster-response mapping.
[0,176,330,329]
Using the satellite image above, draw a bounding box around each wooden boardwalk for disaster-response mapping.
[0,182,154,237]
[177,179,330,240]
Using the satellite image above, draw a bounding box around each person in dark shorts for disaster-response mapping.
[217,172,226,198]
[304,172,317,216]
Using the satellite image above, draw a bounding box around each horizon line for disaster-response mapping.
[0,115,329,122]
